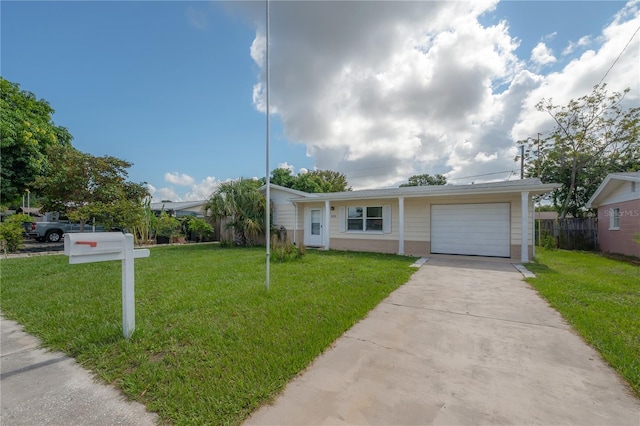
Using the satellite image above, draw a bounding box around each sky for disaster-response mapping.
[2,0,639,201]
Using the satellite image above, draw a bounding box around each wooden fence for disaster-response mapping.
[536,218,598,251]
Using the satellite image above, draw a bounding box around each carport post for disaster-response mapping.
[521,191,529,263]
[324,200,330,250]
[398,197,404,255]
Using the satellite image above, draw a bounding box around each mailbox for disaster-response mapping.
[64,232,126,261]
[64,232,149,265]
[64,232,149,339]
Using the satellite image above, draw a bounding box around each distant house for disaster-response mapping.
[261,178,559,262]
[150,201,207,218]
[586,172,640,257]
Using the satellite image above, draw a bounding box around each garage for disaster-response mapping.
[431,203,511,257]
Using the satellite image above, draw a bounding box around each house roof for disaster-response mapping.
[258,183,319,198]
[150,200,207,212]
[289,178,560,203]
[586,171,640,208]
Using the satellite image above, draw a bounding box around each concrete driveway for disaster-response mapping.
[246,257,640,425]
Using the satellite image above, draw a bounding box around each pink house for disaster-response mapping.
[587,172,640,258]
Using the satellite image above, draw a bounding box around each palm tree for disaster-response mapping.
[204,179,267,246]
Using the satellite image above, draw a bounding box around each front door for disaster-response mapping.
[307,208,324,246]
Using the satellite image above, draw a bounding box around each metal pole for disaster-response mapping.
[537,133,541,247]
[265,0,271,291]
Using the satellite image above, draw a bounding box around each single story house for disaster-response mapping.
[261,178,559,262]
[150,201,207,218]
[586,172,640,258]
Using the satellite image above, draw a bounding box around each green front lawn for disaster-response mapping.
[0,245,416,425]
[527,248,640,397]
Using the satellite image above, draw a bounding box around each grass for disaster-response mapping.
[526,248,640,397]
[0,245,417,425]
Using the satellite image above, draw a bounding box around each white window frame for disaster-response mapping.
[609,207,620,230]
[340,205,391,234]
[347,206,382,232]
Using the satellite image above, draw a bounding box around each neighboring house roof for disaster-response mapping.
[17,207,43,216]
[535,211,559,220]
[258,183,319,198]
[150,200,207,212]
[289,178,559,203]
[586,172,640,208]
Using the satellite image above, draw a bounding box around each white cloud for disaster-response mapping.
[248,1,638,189]
[184,177,221,201]
[562,35,592,56]
[155,187,180,202]
[164,172,195,186]
[513,1,640,142]
[277,162,295,173]
[145,183,157,197]
[531,42,557,65]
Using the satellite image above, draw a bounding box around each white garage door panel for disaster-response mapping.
[431,203,510,257]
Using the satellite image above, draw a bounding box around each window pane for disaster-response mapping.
[367,206,382,218]
[311,223,320,235]
[613,208,620,228]
[347,219,363,230]
[366,218,383,231]
[348,207,363,218]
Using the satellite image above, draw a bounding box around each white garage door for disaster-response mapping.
[431,203,510,257]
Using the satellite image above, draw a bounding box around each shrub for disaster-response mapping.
[155,212,182,239]
[541,234,556,250]
[187,217,214,242]
[270,235,305,262]
[0,213,31,253]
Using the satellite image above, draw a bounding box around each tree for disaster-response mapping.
[33,144,149,229]
[519,84,639,218]
[399,173,447,187]
[271,168,295,188]
[269,168,350,193]
[1,77,73,205]
[204,178,267,246]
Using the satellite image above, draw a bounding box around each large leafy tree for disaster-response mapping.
[270,168,351,193]
[271,168,295,188]
[519,84,639,218]
[33,144,148,229]
[204,178,267,246]
[399,173,447,187]
[1,77,73,205]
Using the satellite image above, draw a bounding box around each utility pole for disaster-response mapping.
[265,0,271,292]
[537,133,542,247]
[520,145,525,179]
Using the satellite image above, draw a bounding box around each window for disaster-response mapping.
[347,206,383,231]
[610,207,620,230]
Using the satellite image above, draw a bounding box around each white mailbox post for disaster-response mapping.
[64,232,150,339]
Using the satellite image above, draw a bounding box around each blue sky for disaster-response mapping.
[2,1,638,201]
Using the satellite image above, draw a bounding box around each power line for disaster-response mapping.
[598,23,640,86]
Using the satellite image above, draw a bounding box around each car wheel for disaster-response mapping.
[46,230,62,243]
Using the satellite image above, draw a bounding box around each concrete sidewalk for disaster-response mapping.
[1,316,158,426]
[246,258,640,425]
